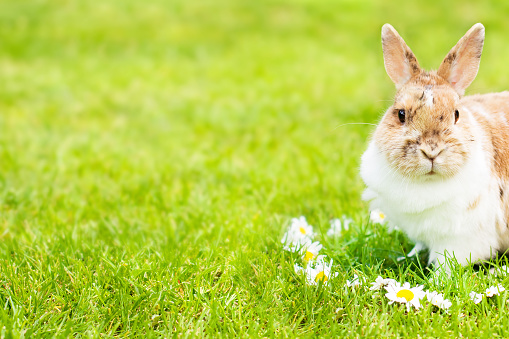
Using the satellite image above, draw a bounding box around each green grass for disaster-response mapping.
[1,0,509,337]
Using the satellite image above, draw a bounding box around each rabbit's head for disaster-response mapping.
[373,24,485,179]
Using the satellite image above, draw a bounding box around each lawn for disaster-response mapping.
[1,0,509,337]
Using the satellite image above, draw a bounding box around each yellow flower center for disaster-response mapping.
[315,271,328,282]
[396,289,414,301]
[304,251,314,261]
[299,227,306,234]
[379,212,385,219]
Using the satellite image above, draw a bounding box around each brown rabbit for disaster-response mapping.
[360,23,509,270]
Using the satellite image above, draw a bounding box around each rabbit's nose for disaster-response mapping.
[420,147,443,161]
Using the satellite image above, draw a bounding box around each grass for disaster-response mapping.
[1,0,509,337]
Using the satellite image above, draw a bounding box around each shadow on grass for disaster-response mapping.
[335,219,509,282]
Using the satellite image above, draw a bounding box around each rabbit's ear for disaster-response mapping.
[382,24,421,89]
[438,23,485,95]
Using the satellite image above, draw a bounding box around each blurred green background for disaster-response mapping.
[1,0,509,336]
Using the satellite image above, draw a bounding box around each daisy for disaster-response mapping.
[494,265,509,277]
[296,257,338,286]
[294,263,304,274]
[281,233,309,253]
[426,291,452,310]
[345,274,366,288]
[370,276,397,291]
[327,216,352,237]
[311,257,339,285]
[302,241,323,262]
[370,209,387,224]
[485,284,505,297]
[385,282,426,311]
[283,237,323,262]
[282,240,305,253]
[281,216,315,249]
[290,216,315,238]
[469,291,483,304]
[343,217,353,230]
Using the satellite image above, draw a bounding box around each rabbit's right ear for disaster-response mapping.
[382,24,421,89]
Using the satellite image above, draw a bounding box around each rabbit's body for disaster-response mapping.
[361,24,509,268]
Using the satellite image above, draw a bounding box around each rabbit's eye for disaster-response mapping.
[398,109,405,123]
[454,110,459,124]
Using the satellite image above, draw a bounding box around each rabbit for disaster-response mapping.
[360,23,509,271]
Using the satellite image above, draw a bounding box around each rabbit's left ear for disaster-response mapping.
[438,23,485,95]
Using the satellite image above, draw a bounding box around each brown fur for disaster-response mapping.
[462,92,509,181]
[462,92,509,244]
[468,195,481,210]
[438,24,485,95]
[374,71,473,179]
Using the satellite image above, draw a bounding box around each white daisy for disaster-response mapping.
[494,265,509,277]
[302,241,323,262]
[294,263,304,274]
[370,209,387,224]
[283,237,323,262]
[296,257,338,286]
[281,216,315,250]
[311,258,339,285]
[426,291,452,310]
[290,216,315,238]
[345,274,366,288]
[283,243,299,253]
[370,276,397,291]
[282,234,309,253]
[469,291,483,304]
[327,216,352,237]
[485,284,505,297]
[343,217,352,230]
[385,282,426,311]
[327,219,343,237]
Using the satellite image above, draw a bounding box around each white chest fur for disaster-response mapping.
[360,139,503,265]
